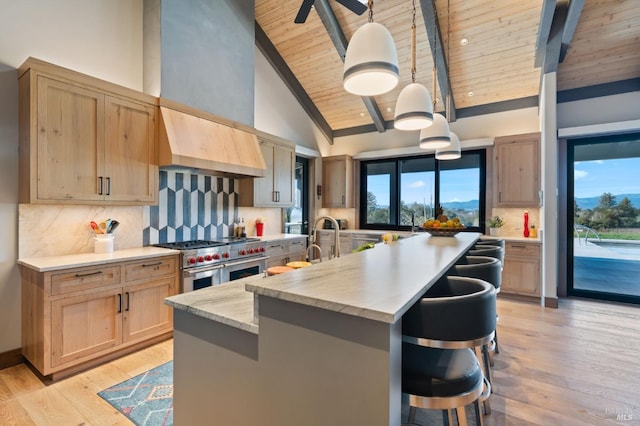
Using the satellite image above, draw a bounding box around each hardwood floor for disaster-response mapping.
[1,297,639,425]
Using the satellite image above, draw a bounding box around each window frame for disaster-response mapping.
[358,149,487,233]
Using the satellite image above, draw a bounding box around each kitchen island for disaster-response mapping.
[165,231,480,425]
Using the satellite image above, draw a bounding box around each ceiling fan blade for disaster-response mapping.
[294,0,315,23]
[335,0,367,15]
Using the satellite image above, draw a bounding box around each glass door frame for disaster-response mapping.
[566,132,640,305]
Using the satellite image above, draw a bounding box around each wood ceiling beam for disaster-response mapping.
[559,0,585,63]
[543,1,568,73]
[534,0,557,68]
[419,0,455,121]
[315,0,387,133]
[255,21,334,144]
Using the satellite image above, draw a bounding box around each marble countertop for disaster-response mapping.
[17,246,180,272]
[166,233,480,330]
[165,280,258,334]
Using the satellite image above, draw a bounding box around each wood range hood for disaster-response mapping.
[158,99,267,178]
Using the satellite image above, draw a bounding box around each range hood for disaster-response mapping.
[158,100,266,178]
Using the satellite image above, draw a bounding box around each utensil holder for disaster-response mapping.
[94,233,114,253]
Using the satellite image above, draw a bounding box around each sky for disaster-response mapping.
[574,158,640,198]
[368,168,480,206]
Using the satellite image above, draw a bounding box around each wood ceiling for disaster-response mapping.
[255,0,640,141]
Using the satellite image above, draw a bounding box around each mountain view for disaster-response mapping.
[574,193,640,210]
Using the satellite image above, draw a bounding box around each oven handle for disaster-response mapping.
[184,264,225,279]
[222,256,268,269]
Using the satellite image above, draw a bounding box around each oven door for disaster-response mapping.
[182,264,224,292]
[220,257,267,283]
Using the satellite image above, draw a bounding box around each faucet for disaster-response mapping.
[310,216,341,260]
[402,208,417,234]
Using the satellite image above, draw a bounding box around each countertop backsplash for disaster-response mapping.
[18,204,143,258]
[490,207,541,238]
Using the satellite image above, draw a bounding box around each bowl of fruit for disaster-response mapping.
[421,215,465,237]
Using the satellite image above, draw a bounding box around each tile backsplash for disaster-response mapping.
[491,207,541,237]
[143,170,238,245]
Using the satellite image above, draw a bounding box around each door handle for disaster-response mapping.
[98,177,104,195]
[125,292,130,311]
[117,293,122,313]
[106,177,111,196]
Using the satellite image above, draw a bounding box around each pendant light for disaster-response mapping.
[419,113,450,149]
[393,0,433,131]
[344,1,399,96]
[435,131,461,160]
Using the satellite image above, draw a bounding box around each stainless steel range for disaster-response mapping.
[155,237,267,292]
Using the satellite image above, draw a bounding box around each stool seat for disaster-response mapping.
[403,344,482,399]
[267,266,295,276]
[286,261,312,269]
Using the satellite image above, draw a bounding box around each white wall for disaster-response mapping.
[558,91,640,129]
[0,0,144,353]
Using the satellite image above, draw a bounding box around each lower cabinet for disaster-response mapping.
[266,237,308,268]
[501,242,541,297]
[22,255,178,377]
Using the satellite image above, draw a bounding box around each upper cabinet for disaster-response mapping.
[238,137,295,208]
[323,155,353,208]
[18,58,158,205]
[494,132,541,207]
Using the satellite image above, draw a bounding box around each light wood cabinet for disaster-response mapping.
[21,255,178,378]
[18,57,158,205]
[494,133,540,207]
[501,242,541,297]
[315,230,354,259]
[322,155,353,208]
[239,138,295,207]
[265,237,308,268]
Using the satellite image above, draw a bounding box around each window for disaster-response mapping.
[360,150,486,232]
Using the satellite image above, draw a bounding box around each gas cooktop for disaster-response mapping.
[154,237,261,250]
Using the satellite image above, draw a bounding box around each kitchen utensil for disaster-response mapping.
[99,221,109,234]
[107,220,120,233]
[90,221,103,234]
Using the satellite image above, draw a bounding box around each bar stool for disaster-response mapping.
[266,266,294,276]
[446,256,502,401]
[466,245,504,265]
[475,238,505,249]
[402,276,495,424]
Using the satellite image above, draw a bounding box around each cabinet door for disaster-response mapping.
[323,156,353,208]
[254,141,277,206]
[123,278,175,344]
[495,134,540,206]
[50,288,122,368]
[501,243,541,296]
[104,96,157,204]
[36,77,104,202]
[273,144,295,206]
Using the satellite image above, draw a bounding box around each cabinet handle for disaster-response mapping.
[117,293,122,313]
[142,262,163,268]
[75,271,102,278]
[498,192,502,203]
[98,177,104,195]
[276,191,280,202]
[511,245,526,248]
[106,177,111,196]
[342,195,345,205]
[125,292,130,311]
[272,191,277,202]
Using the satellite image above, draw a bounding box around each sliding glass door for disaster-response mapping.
[567,133,640,303]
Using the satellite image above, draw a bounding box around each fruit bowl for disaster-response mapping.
[420,226,464,237]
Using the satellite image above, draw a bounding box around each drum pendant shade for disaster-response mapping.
[394,83,434,131]
[344,22,399,96]
[419,113,451,149]
[435,131,461,160]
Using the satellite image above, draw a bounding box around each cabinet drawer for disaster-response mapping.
[287,239,306,252]
[266,242,286,256]
[125,257,177,282]
[505,243,540,258]
[51,265,122,296]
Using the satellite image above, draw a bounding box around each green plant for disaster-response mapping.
[487,216,504,228]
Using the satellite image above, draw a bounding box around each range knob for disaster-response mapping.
[222,252,230,259]
[197,256,205,263]
[188,257,197,264]
[204,254,213,261]
[239,249,247,256]
[212,253,220,260]
[248,248,255,254]
[259,247,265,252]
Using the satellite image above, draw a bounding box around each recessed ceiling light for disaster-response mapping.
[386,107,392,112]
[360,112,365,117]
[460,38,469,46]
[467,91,474,97]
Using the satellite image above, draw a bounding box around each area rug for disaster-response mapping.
[98,361,173,426]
